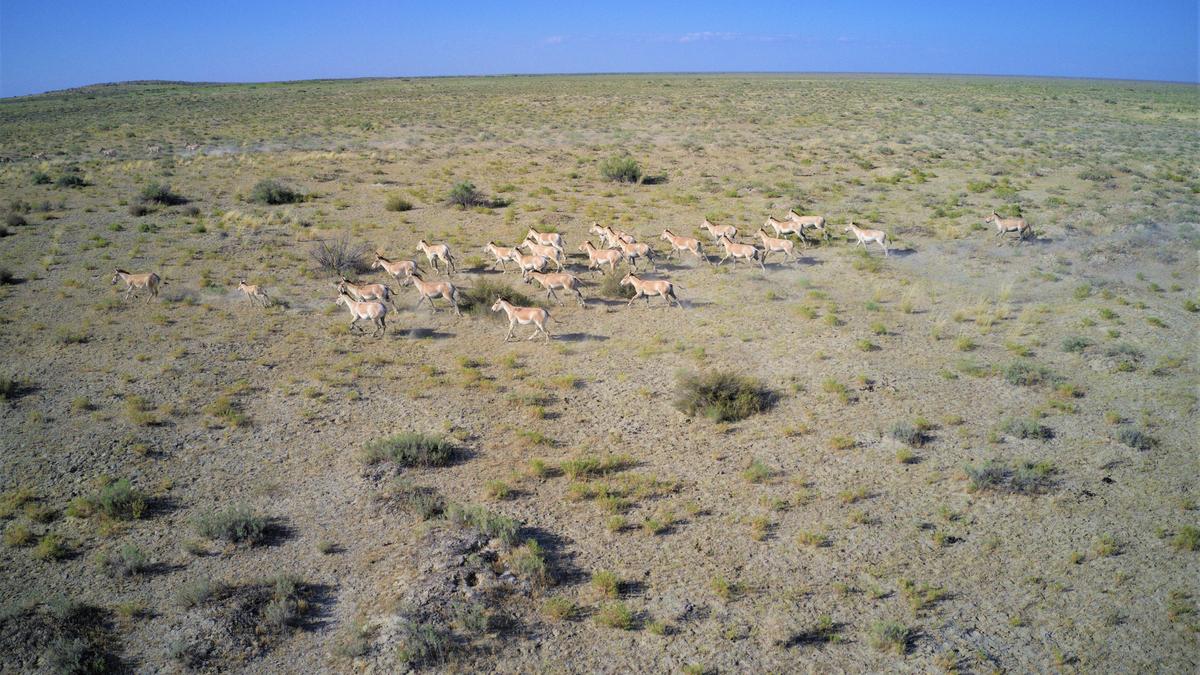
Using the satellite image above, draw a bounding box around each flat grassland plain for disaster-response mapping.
[0,75,1197,673]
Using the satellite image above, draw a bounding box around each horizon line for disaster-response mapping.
[5,69,1197,101]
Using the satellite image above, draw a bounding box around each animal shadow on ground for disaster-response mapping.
[640,174,669,185]
[778,619,849,648]
[396,327,455,340]
[888,247,918,258]
[556,332,609,342]
[519,526,586,587]
[259,518,297,548]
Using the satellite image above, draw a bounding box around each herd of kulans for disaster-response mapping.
[110,209,1033,341]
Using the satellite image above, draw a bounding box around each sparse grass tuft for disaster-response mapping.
[1004,360,1057,386]
[444,503,519,545]
[1173,525,1199,552]
[595,601,634,629]
[1000,417,1053,440]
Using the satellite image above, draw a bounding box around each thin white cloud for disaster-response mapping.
[543,36,565,45]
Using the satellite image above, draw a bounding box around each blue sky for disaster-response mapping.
[2,1,1196,97]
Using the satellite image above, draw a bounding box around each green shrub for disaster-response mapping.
[5,213,27,227]
[890,423,928,447]
[33,533,68,560]
[175,578,221,608]
[359,432,455,467]
[384,194,413,212]
[868,620,910,654]
[965,459,1055,494]
[444,503,519,545]
[599,155,643,183]
[77,478,148,520]
[31,171,51,185]
[595,601,634,629]
[309,235,371,276]
[97,543,150,577]
[599,271,637,299]
[1116,427,1157,451]
[193,505,268,544]
[459,279,537,315]
[55,173,86,188]
[395,620,452,667]
[1061,336,1092,353]
[1003,360,1057,386]
[448,181,485,208]
[674,370,775,422]
[1000,417,1054,440]
[139,182,186,205]
[379,479,444,519]
[1173,525,1199,552]
[249,179,303,205]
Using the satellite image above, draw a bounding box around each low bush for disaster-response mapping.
[890,423,928,447]
[1061,336,1092,353]
[1000,417,1054,440]
[1173,525,1199,552]
[193,505,268,545]
[447,181,486,208]
[55,173,86,188]
[599,155,643,183]
[674,370,775,422]
[868,620,910,654]
[5,213,27,227]
[1003,360,1057,386]
[96,544,150,577]
[139,182,187,205]
[595,601,635,629]
[459,278,537,315]
[598,271,637,299]
[309,236,371,276]
[249,179,304,205]
[359,432,455,467]
[444,503,519,545]
[378,479,444,519]
[1116,427,1157,451]
[964,459,1055,494]
[384,194,413,212]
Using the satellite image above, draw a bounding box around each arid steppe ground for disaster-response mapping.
[0,75,1197,673]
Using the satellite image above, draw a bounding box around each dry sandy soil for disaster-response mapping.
[0,75,1197,673]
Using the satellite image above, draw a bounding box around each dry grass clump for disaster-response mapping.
[1116,427,1157,451]
[868,620,910,654]
[377,479,445,519]
[1003,360,1058,386]
[359,432,455,467]
[674,370,775,422]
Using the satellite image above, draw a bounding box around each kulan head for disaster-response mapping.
[984,212,997,223]
[110,269,123,284]
[490,298,505,312]
[620,273,635,287]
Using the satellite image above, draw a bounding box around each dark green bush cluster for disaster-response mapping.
[249,179,304,205]
[448,181,486,208]
[965,459,1055,494]
[360,433,455,467]
[55,171,86,188]
[674,370,776,422]
[193,505,268,544]
[139,182,187,205]
[599,155,643,183]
